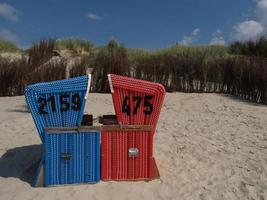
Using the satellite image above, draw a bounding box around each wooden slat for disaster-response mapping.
[101,125,153,131]
[34,160,44,187]
[99,115,118,125]
[45,126,100,134]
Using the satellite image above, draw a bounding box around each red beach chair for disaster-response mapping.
[101,74,165,181]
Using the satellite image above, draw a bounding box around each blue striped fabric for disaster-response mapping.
[24,75,91,142]
[45,130,100,186]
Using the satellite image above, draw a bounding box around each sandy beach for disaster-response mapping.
[0,93,266,200]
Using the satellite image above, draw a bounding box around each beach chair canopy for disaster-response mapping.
[108,74,166,130]
[25,74,91,142]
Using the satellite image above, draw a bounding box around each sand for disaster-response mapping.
[0,93,266,200]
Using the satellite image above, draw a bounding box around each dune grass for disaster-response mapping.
[229,36,267,57]
[0,39,19,53]
[55,38,93,52]
[0,38,267,104]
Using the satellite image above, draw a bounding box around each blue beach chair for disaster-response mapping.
[25,75,101,186]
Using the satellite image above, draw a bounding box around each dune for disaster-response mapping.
[0,93,266,200]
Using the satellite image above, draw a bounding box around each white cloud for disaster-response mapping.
[191,28,200,36]
[85,13,101,21]
[0,28,18,42]
[233,20,264,41]
[257,0,267,26]
[179,28,200,45]
[210,29,226,45]
[0,3,22,22]
[232,0,267,42]
[210,36,226,45]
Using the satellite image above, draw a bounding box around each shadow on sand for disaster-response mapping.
[6,105,30,113]
[220,94,267,107]
[0,144,43,186]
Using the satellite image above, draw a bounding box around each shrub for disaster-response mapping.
[28,38,56,67]
[229,36,267,57]
[91,39,129,92]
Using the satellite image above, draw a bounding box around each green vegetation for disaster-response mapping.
[92,39,129,92]
[157,44,228,56]
[55,38,93,52]
[0,39,65,96]
[229,36,267,57]
[0,39,18,52]
[0,38,267,104]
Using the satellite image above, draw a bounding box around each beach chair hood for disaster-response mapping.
[25,74,91,142]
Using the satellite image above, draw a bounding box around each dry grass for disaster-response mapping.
[0,38,266,104]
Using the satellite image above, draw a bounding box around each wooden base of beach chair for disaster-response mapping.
[151,157,160,180]
[34,159,44,187]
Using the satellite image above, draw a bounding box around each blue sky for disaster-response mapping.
[0,0,267,49]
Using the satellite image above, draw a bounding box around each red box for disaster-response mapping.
[101,125,159,181]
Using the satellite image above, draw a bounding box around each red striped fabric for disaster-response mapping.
[101,129,153,180]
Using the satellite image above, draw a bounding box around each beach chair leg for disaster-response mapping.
[152,157,160,179]
[33,159,45,187]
